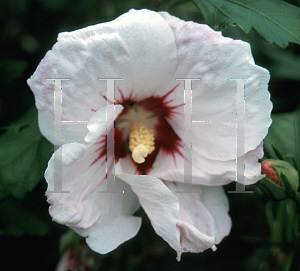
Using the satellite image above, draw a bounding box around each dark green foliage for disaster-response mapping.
[0,107,53,200]
[191,0,300,48]
[264,106,300,171]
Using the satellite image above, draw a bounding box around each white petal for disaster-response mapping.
[45,106,141,253]
[46,142,104,229]
[148,141,264,186]
[159,12,272,161]
[84,104,123,148]
[117,174,181,258]
[85,214,141,254]
[165,182,231,257]
[244,141,265,184]
[27,9,178,145]
[197,186,232,244]
[76,179,142,254]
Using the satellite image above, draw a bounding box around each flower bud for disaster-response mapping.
[258,160,299,200]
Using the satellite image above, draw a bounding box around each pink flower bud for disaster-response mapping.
[261,160,281,186]
[259,159,299,200]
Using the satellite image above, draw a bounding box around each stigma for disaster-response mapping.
[129,121,155,163]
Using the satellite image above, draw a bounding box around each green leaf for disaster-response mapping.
[259,45,300,81]
[271,144,285,161]
[0,107,53,200]
[264,106,300,170]
[0,180,54,236]
[266,200,297,246]
[284,154,298,171]
[191,0,300,48]
[280,172,296,198]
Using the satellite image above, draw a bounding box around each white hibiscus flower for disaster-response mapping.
[27,9,272,260]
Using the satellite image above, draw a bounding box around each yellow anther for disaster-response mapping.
[132,144,149,164]
[129,121,155,163]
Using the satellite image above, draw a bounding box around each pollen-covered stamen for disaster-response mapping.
[129,121,155,164]
[132,144,150,164]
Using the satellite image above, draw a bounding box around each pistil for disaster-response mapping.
[129,121,155,163]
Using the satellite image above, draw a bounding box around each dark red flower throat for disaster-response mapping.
[95,85,183,175]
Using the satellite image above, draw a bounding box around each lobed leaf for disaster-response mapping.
[0,107,53,200]
[192,0,300,48]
